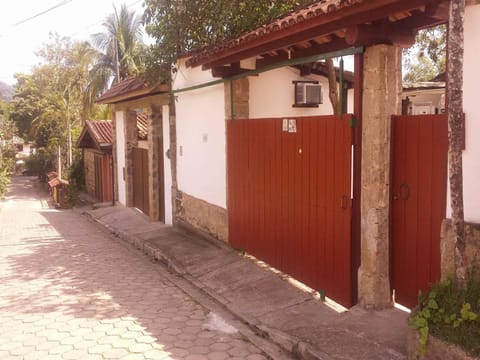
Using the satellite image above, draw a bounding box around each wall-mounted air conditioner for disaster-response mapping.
[293,81,322,107]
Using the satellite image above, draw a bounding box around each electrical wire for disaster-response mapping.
[13,0,74,27]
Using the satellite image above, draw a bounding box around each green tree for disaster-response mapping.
[0,100,16,196]
[89,4,146,91]
[403,25,446,83]
[143,0,311,82]
[10,34,94,176]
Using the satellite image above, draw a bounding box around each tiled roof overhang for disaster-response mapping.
[96,77,170,104]
[76,120,113,151]
[185,0,449,70]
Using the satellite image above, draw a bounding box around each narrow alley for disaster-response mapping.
[0,176,274,360]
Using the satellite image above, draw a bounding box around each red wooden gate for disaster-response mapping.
[391,114,448,308]
[132,147,150,216]
[227,115,353,307]
[93,153,113,202]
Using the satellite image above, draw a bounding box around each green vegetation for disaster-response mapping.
[410,272,480,356]
[403,24,446,83]
[0,100,15,198]
[143,0,312,82]
[8,5,143,192]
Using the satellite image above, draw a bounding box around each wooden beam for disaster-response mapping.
[256,51,289,68]
[345,23,416,47]
[211,62,255,78]
[290,37,350,60]
[299,63,313,76]
[192,0,442,69]
[425,1,450,20]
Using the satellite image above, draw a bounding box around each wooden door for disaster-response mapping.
[94,154,103,201]
[132,147,150,216]
[227,115,353,307]
[391,114,448,308]
[101,154,113,202]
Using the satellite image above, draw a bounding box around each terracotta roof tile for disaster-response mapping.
[96,77,149,103]
[185,0,363,67]
[85,120,113,146]
[136,113,148,140]
[96,77,169,104]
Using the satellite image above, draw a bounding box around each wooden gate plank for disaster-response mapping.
[391,114,448,308]
[227,115,353,307]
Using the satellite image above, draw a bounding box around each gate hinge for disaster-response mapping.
[349,116,357,128]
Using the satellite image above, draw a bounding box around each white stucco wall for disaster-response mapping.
[462,4,480,222]
[173,59,355,209]
[115,111,126,206]
[173,61,227,208]
[162,105,173,224]
[249,66,349,118]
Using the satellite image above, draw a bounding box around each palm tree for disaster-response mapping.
[89,4,146,93]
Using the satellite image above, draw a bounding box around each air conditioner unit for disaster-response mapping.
[294,82,322,106]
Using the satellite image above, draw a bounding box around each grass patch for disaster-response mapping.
[410,270,480,357]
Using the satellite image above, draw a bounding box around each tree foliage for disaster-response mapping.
[143,0,312,82]
[89,4,146,91]
[403,25,446,83]
[0,100,16,197]
[10,34,94,175]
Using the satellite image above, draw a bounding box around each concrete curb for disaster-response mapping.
[82,210,329,360]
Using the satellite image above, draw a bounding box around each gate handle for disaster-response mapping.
[341,194,348,209]
[399,181,410,201]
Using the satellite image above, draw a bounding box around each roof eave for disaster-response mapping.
[187,0,446,69]
[96,84,170,104]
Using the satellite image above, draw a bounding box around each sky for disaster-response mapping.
[0,0,146,85]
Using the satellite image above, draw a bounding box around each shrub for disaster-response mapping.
[25,151,54,182]
[0,167,9,198]
[410,270,480,356]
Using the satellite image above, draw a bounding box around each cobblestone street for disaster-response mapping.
[0,177,268,360]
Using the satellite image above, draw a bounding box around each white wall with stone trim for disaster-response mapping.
[461,4,480,222]
[115,111,126,205]
[173,59,354,209]
[173,60,227,208]
[249,65,353,118]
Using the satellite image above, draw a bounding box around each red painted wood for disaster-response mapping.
[227,115,353,307]
[391,114,448,308]
[132,148,149,216]
[102,154,113,202]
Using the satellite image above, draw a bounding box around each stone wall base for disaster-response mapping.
[406,327,476,360]
[176,192,228,242]
[440,219,480,280]
[83,149,95,198]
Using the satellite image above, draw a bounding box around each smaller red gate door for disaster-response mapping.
[391,114,448,308]
[132,147,150,216]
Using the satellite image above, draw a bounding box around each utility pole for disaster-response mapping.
[115,36,121,83]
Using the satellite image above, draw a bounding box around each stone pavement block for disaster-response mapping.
[85,199,410,360]
[0,177,273,360]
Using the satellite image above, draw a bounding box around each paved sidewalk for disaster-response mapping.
[0,176,281,360]
[84,201,409,359]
